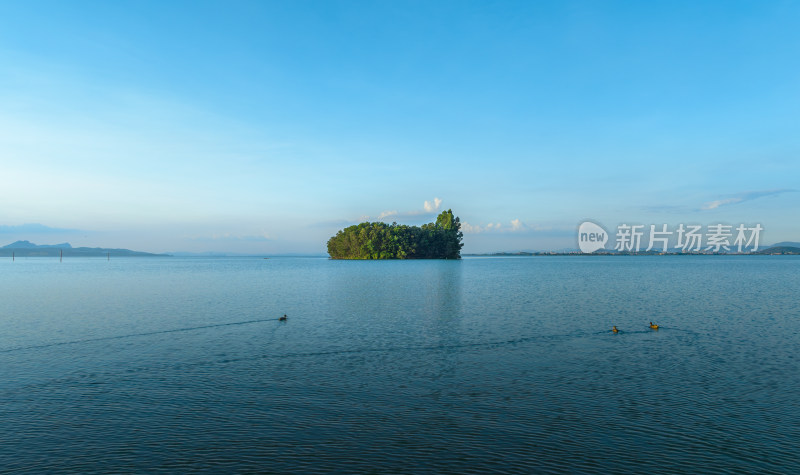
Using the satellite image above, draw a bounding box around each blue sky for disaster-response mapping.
[1,0,798,254]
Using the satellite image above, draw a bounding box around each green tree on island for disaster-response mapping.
[327,210,464,259]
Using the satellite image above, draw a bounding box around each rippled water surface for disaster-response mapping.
[1,256,799,473]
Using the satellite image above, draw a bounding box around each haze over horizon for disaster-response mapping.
[2,1,799,254]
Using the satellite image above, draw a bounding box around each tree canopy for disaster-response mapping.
[327,210,464,259]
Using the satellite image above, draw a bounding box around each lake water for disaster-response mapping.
[1,256,798,473]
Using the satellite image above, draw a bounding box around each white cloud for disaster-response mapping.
[333,197,446,225]
[701,198,741,210]
[197,231,272,242]
[462,219,527,234]
[461,222,482,233]
[423,197,442,212]
[378,210,398,219]
[368,197,445,222]
[701,189,796,211]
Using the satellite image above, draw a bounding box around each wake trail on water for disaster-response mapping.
[0,318,699,356]
[0,318,705,397]
[0,317,284,354]
[0,326,700,396]
[0,331,577,396]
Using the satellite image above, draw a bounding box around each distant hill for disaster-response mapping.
[768,241,800,249]
[3,240,72,249]
[468,244,800,256]
[756,246,800,255]
[0,241,169,258]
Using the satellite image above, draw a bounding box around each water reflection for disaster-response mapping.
[2,256,800,473]
[322,260,465,386]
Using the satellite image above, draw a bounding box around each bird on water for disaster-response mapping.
[279,314,288,321]
[649,322,659,330]
[612,326,619,333]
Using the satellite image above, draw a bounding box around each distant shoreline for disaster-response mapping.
[0,240,170,258]
[466,248,800,257]
[0,249,171,258]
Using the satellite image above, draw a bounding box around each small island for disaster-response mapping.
[327,210,464,259]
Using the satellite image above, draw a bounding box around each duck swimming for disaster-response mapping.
[279,314,288,321]
[612,326,619,333]
[649,322,659,330]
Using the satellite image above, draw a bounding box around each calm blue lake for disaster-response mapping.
[1,256,798,473]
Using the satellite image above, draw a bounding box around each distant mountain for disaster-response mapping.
[767,241,800,249]
[755,246,800,255]
[0,241,169,258]
[2,240,72,249]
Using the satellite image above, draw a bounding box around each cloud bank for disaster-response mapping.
[462,219,535,234]
[188,231,272,242]
[313,197,448,230]
[701,189,796,210]
[0,223,82,234]
[374,197,443,222]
